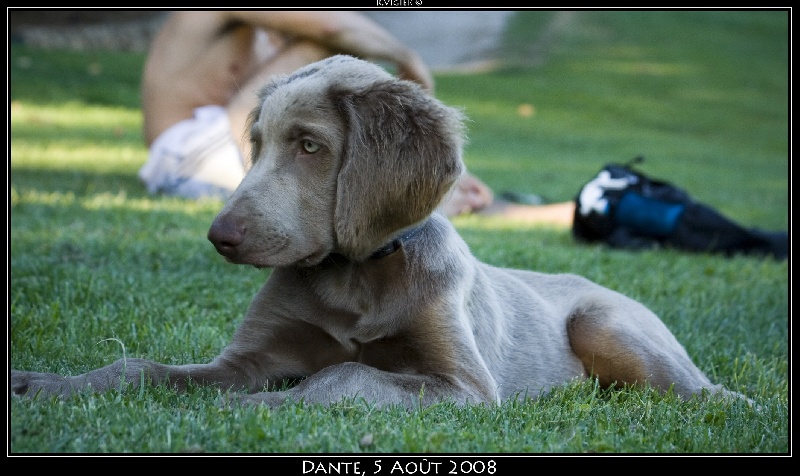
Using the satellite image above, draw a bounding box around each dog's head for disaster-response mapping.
[208,55,465,267]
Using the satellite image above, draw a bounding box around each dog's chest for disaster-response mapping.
[304,255,414,345]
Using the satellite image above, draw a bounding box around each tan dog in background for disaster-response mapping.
[11,55,749,408]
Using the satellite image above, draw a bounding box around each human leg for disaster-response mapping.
[438,173,494,217]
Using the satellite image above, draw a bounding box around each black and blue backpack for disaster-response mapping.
[572,157,788,260]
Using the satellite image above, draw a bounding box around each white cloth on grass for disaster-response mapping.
[138,105,245,200]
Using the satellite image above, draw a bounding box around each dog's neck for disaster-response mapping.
[368,220,428,260]
[318,219,429,268]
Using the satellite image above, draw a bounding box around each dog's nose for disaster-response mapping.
[208,217,245,259]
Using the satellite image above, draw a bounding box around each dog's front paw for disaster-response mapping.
[10,370,70,399]
[10,370,33,396]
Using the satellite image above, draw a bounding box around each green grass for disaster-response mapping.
[9,11,788,454]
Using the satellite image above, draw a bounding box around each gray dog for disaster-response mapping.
[11,55,749,408]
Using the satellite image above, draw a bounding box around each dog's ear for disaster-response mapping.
[332,80,465,260]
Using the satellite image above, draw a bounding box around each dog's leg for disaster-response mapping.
[565,292,749,402]
[231,361,494,409]
[10,319,354,400]
[10,287,356,399]
[10,358,250,399]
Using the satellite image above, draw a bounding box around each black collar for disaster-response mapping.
[369,221,426,260]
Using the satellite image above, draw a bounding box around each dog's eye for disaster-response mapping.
[301,140,321,154]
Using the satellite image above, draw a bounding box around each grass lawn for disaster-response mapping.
[9,10,788,454]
